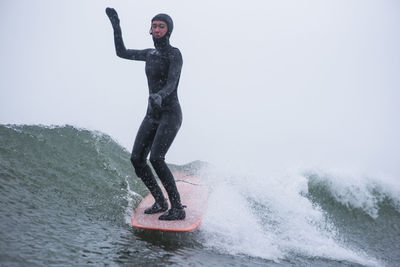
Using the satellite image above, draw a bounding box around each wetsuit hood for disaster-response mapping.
[151,13,174,37]
[150,14,173,50]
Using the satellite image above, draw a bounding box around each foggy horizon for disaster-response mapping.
[1,0,399,176]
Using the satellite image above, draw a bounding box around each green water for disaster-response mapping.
[1,125,398,266]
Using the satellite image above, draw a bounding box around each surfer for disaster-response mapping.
[106,8,185,220]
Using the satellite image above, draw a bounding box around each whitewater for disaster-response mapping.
[1,124,399,266]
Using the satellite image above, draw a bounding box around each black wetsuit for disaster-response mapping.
[110,17,183,209]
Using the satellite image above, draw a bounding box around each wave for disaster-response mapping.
[1,124,398,266]
[196,165,399,266]
[305,169,400,219]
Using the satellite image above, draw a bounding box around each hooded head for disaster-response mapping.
[151,13,174,37]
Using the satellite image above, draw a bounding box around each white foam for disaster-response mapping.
[123,177,143,225]
[308,167,400,218]
[201,180,282,260]
[198,166,382,266]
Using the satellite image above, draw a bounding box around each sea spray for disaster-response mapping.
[305,168,400,218]
[305,168,400,265]
[198,165,383,266]
[123,176,143,225]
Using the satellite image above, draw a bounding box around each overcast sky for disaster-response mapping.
[1,0,399,175]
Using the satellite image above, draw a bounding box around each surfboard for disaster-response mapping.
[131,172,208,232]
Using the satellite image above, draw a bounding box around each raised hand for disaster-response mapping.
[105,7,120,27]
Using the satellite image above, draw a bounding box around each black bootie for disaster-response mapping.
[144,200,168,214]
[158,206,186,220]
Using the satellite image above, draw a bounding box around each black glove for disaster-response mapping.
[149,94,162,109]
[105,7,120,27]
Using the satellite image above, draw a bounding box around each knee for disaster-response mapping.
[149,154,165,168]
[130,154,145,171]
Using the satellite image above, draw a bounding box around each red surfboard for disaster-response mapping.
[131,172,208,232]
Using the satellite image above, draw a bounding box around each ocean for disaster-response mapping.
[0,124,399,266]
